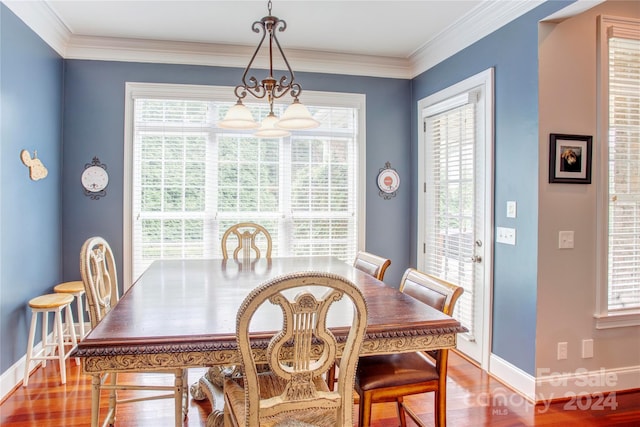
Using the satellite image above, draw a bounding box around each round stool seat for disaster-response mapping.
[54,281,89,341]
[28,293,74,309]
[54,281,85,294]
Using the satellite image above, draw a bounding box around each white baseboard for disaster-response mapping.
[489,353,537,401]
[1,341,44,401]
[1,322,90,402]
[536,364,640,402]
[488,352,640,405]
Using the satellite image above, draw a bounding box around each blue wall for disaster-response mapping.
[0,4,64,373]
[61,61,412,295]
[411,1,573,375]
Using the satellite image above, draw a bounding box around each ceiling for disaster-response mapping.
[46,0,482,58]
[5,0,550,78]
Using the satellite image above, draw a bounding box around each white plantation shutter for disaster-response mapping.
[130,87,361,281]
[132,99,217,278]
[606,28,640,311]
[424,97,477,339]
[290,135,356,258]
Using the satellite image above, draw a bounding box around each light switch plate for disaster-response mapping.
[496,227,516,245]
[506,201,517,218]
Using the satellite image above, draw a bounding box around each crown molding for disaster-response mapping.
[409,0,545,78]
[2,0,71,56]
[64,35,413,79]
[6,0,581,80]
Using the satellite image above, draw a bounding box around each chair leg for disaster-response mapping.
[41,311,49,367]
[396,396,407,427]
[358,390,373,427]
[326,363,336,389]
[435,388,446,427]
[107,373,118,426]
[91,374,101,427]
[64,304,79,365]
[183,369,190,417]
[174,369,185,426]
[76,292,86,339]
[23,311,38,387]
[54,309,67,384]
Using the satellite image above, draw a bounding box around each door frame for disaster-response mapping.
[416,68,494,370]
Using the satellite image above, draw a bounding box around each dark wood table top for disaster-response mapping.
[76,257,465,357]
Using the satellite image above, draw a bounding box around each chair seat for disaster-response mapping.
[356,352,438,391]
[224,373,336,427]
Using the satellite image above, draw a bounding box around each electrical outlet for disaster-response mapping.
[559,231,574,249]
[557,342,568,360]
[582,339,594,358]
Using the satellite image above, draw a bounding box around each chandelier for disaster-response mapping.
[219,0,320,137]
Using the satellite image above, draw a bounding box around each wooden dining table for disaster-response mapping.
[74,256,466,426]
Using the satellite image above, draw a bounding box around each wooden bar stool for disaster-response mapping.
[54,280,89,340]
[23,293,78,386]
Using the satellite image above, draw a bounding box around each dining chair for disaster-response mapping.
[80,236,188,427]
[221,222,272,260]
[325,250,391,390]
[222,271,368,427]
[354,268,463,427]
[353,251,391,281]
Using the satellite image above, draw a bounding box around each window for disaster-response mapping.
[124,83,365,285]
[596,16,640,327]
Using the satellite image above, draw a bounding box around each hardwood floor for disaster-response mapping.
[1,351,638,426]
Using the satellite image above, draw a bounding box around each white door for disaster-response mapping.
[417,69,493,367]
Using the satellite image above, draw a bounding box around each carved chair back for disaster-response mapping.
[80,236,119,328]
[221,222,272,261]
[224,271,368,427]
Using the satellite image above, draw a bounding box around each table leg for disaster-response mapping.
[199,376,225,427]
[190,367,236,427]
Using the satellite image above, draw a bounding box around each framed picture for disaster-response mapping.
[549,133,592,184]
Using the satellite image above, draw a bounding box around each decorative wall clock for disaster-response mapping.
[81,157,109,199]
[377,161,400,200]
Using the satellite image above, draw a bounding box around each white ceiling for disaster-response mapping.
[46,0,482,58]
[5,0,551,78]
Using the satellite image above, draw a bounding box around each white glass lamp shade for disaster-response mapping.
[219,100,259,129]
[276,99,320,130]
[254,113,291,138]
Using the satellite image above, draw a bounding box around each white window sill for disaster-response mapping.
[594,310,640,329]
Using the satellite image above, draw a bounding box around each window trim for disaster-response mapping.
[123,82,366,288]
[595,15,640,329]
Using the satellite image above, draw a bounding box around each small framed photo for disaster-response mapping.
[549,133,592,184]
